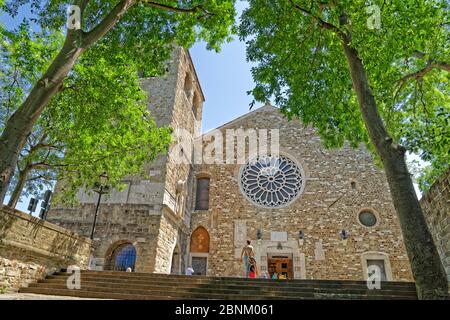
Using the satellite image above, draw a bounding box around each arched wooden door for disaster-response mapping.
[190,227,210,275]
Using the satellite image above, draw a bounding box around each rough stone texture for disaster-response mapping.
[191,106,413,281]
[420,168,450,281]
[47,48,202,275]
[0,207,91,292]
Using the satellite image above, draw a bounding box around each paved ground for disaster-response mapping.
[0,293,103,300]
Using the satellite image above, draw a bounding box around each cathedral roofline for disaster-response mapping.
[185,49,206,102]
[201,102,278,136]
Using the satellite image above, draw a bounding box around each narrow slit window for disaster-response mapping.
[195,178,210,210]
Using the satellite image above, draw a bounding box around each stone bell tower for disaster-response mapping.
[47,47,205,274]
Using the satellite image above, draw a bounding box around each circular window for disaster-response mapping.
[359,210,377,227]
[239,154,304,208]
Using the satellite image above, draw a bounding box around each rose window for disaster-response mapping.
[239,155,304,208]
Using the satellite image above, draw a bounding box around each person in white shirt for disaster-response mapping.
[186,266,194,276]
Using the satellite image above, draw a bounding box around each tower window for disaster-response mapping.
[195,177,210,210]
[184,73,193,102]
[192,92,201,119]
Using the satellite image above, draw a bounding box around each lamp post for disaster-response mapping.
[90,173,109,240]
[340,229,349,247]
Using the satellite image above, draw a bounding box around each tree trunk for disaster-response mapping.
[0,36,85,204]
[0,1,135,205]
[7,166,31,209]
[341,35,448,299]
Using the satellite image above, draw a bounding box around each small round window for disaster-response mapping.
[359,210,377,227]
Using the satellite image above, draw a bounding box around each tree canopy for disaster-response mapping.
[0,0,237,203]
[240,0,450,299]
[240,0,449,182]
[0,21,172,205]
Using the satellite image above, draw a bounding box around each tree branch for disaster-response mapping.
[82,0,213,49]
[411,50,450,73]
[140,0,213,16]
[289,0,344,37]
[399,60,450,84]
[82,0,136,48]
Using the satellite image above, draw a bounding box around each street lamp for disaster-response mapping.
[90,172,110,240]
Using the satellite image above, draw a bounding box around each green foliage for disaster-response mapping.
[239,0,449,179]
[0,0,237,203]
[0,283,8,294]
[49,48,173,204]
[0,20,173,204]
[410,157,449,193]
[0,24,65,200]
[2,0,237,53]
[0,22,64,124]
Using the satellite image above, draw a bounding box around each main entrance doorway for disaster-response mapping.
[267,253,294,279]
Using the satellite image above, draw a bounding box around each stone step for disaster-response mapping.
[29,281,417,298]
[69,270,417,287]
[19,287,194,300]
[20,270,418,300]
[39,277,417,295]
[20,285,415,300]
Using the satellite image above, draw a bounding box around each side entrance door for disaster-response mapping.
[268,255,294,279]
[191,256,207,275]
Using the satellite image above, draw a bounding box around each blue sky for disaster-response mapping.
[191,38,256,133]
[190,1,255,133]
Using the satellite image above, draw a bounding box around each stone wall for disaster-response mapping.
[420,168,450,282]
[47,204,162,273]
[0,207,91,292]
[191,105,413,281]
[46,47,203,275]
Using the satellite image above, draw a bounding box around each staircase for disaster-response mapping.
[19,270,418,300]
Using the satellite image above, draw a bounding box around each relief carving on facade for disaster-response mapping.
[234,220,247,258]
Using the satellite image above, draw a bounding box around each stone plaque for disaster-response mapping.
[234,221,247,246]
[314,241,325,261]
[234,221,247,258]
[163,189,177,213]
[270,231,287,242]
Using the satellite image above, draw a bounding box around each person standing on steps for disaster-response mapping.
[240,240,255,278]
[185,265,194,276]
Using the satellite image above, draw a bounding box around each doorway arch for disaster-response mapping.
[170,244,182,275]
[105,241,137,271]
[189,226,210,275]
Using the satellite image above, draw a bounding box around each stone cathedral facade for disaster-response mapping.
[47,48,413,282]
